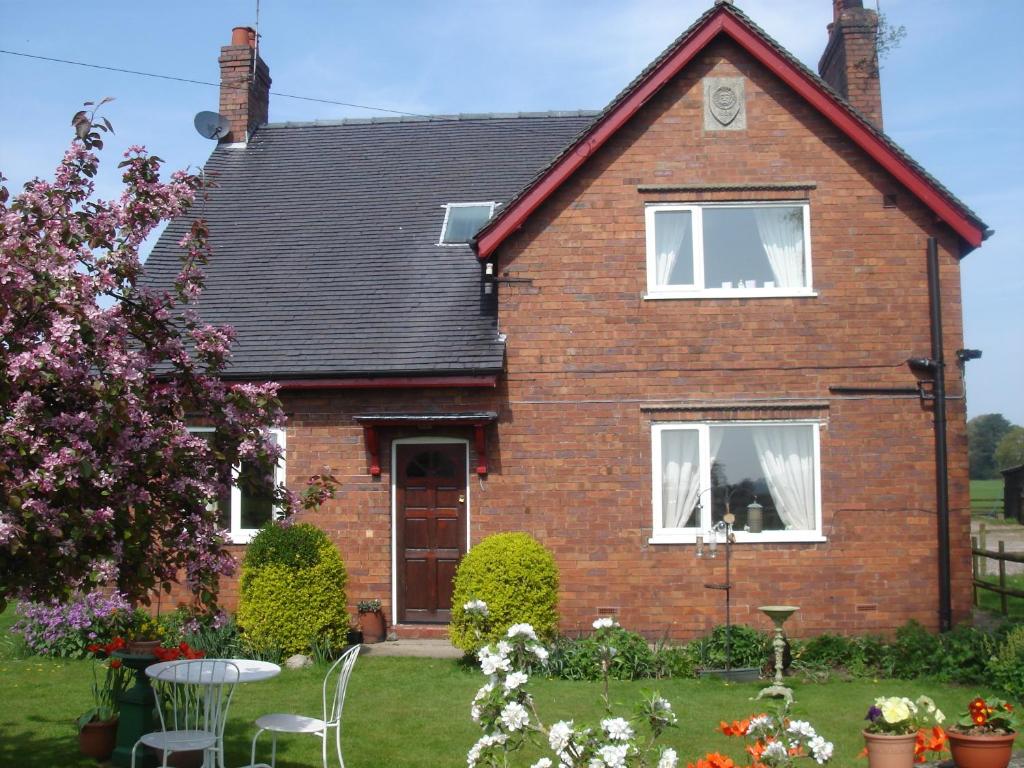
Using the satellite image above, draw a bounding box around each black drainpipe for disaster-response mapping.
[927,236,952,632]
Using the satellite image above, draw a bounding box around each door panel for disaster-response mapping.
[396,443,467,623]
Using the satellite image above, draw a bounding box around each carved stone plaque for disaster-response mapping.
[703,77,746,131]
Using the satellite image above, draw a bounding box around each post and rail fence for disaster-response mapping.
[972,523,1024,616]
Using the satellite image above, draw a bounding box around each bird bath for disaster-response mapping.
[756,605,799,704]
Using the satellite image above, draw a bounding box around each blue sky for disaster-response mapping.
[1,1,1021,422]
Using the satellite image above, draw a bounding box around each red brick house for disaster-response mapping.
[146,0,989,639]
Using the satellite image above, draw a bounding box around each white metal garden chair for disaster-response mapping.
[132,659,240,768]
[249,645,360,768]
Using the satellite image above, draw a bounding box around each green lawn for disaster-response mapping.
[971,479,1005,516]
[0,646,1007,768]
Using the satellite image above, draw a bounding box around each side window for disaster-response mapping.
[188,427,286,543]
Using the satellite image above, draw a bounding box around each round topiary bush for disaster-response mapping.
[449,532,559,653]
[237,523,347,655]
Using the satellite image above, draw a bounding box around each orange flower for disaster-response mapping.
[914,726,947,763]
[746,740,766,761]
[720,718,751,737]
[110,659,122,669]
[688,752,736,768]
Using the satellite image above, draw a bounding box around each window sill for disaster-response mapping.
[648,534,827,545]
[643,288,817,300]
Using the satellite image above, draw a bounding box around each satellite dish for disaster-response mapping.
[193,111,232,140]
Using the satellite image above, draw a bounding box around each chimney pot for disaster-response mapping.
[231,26,256,48]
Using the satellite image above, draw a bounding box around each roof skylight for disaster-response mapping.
[440,202,495,245]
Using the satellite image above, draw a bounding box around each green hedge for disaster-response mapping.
[237,523,348,655]
[449,532,559,653]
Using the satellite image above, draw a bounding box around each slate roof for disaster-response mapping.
[142,112,596,379]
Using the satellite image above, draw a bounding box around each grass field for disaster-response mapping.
[0,606,1009,768]
[0,651,1004,768]
[971,479,1005,516]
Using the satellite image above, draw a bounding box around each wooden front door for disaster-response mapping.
[396,443,467,623]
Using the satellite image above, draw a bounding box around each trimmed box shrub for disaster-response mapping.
[237,523,348,655]
[450,532,559,653]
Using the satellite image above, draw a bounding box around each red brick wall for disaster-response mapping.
[192,37,972,641]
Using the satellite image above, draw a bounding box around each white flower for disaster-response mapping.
[657,748,679,768]
[808,736,834,764]
[787,720,817,739]
[504,671,528,691]
[467,733,508,767]
[549,720,574,753]
[497,640,513,655]
[507,623,539,640]
[474,682,495,702]
[916,695,937,713]
[531,760,554,768]
[601,717,634,741]
[463,599,489,615]
[593,617,618,630]
[479,646,512,676]
[935,709,945,724]
[747,714,774,734]
[649,696,677,724]
[531,643,550,661]
[763,741,789,760]
[597,744,630,767]
[500,701,530,731]
[470,704,481,722]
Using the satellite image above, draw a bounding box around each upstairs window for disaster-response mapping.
[645,202,812,297]
[440,202,495,244]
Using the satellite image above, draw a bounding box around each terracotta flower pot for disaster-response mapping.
[947,730,1017,768]
[126,639,161,656]
[862,730,918,768]
[79,717,118,760]
[359,610,386,643]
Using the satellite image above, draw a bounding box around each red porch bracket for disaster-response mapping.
[354,412,498,478]
[363,425,381,477]
[474,424,488,476]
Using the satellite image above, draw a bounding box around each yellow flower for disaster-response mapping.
[881,698,911,724]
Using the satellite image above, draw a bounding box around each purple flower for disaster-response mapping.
[866,706,883,723]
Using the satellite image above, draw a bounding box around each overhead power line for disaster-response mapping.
[0,48,424,118]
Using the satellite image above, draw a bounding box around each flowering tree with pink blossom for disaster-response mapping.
[0,102,303,611]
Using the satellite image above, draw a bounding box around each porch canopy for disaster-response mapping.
[353,412,498,477]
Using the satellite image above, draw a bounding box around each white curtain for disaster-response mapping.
[754,207,804,288]
[752,426,815,530]
[655,211,691,286]
[661,430,700,528]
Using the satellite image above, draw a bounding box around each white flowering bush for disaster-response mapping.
[466,604,679,768]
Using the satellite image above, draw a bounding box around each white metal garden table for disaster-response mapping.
[145,659,281,768]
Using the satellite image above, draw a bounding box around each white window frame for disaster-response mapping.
[650,420,825,544]
[643,201,815,299]
[188,427,286,544]
[438,201,496,246]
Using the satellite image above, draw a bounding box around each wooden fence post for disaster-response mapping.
[971,535,979,607]
[999,540,1008,616]
[979,524,987,577]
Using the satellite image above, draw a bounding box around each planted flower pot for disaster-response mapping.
[359,610,386,644]
[862,730,917,768]
[947,730,1017,768]
[126,639,161,656]
[79,718,119,760]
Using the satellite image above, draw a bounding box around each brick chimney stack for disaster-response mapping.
[818,0,883,129]
[218,26,271,144]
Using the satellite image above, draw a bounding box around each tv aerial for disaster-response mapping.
[193,111,231,140]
